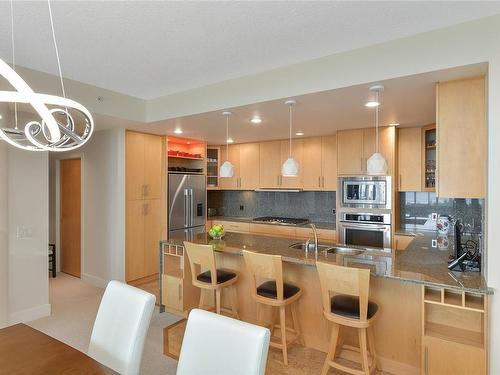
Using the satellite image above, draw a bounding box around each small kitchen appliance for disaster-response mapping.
[339,176,391,209]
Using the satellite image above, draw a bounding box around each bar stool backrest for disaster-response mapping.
[242,250,284,301]
[184,241,218,287]
[316,262,371,322]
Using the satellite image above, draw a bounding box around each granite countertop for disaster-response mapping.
[207,216,336,230]
[164,229,491,295]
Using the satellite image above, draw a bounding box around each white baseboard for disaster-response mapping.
[9,303,51,325]
[81,273,107,289]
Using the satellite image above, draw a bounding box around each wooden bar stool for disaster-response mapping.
[316,262,380,375]
[242,250,302,365]
[183,241,239,318]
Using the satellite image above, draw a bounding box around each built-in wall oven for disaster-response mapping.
[337,212,391,251]
[339,176,391,209]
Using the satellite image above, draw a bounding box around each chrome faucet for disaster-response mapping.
[309,223,318,252]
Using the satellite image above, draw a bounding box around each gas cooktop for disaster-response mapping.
[252,216,310,226]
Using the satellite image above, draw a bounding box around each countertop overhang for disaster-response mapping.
[163,230,491,295]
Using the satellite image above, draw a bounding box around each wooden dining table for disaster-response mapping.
[0,324,118,374]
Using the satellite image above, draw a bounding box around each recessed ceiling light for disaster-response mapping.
[389,122,400,126]
[0,114,3,120]
[365,101,380,108]
[295,132,304,136]
[251,116,262,124]
[174,128,183,134]
[227,138,234,144]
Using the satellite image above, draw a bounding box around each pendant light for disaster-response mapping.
[0,0,94,152]
[219,111,234,178]
[282,99,299,177]
[366,85,388,175]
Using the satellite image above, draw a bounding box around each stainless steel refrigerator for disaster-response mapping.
[168,173,206,240]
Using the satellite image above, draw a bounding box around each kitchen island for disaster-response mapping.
[161,231,490,374]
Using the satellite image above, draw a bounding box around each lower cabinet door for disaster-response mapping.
[423,336,486,375]
[162,275,183,311]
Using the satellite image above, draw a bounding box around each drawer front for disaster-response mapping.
[249,223,296,238]
[212,220,250,233]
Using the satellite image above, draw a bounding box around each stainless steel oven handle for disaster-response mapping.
[338,222,390,231]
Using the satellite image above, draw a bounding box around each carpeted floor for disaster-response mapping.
[28,273,180,375]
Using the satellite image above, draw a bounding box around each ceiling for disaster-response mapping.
[0,1,499,100]
[130,63,486,145]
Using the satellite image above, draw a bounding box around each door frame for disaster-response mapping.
[55,153,84,277]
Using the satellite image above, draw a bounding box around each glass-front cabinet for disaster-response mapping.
[206,147,220,189]
[422,124,436,192]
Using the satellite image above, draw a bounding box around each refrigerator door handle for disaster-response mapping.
[184,189,189,227]
[189,189,194,227]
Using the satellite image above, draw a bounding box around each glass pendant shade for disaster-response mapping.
[282,99,299,177]
[367,152,388,175]
[220,160,234,178]
[282,157,299,177]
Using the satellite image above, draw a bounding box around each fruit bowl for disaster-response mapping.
[208,224,225,240]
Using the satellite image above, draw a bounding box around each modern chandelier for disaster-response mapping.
[0,0,94,152]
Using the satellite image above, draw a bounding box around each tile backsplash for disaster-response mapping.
[399,192,484,233]
[208,190,336,224]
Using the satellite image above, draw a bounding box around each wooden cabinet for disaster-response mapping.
[337,127,394,176]
[337,129,364,175]
[126,132,162,200]
[259,141,282,188]
[126,131,164,283]
[393,234,414,250]
[239,143,260,189]
[423,336,486,375]
[249,223,296,238]
[321,135,338,190]
[437,76,486,198]
[219,143,259,190]
[398,127,422,191]
[219,144,240,190]
[280,139,303,188]
[303,135,337,191]
[210,220,250,233]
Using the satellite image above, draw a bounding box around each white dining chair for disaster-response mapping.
[177,308,271,375]
[88,280,156,375]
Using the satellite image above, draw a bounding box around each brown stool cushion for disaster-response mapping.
[256,281,300,299]
[330,294,378,319]
[197,269,236,284]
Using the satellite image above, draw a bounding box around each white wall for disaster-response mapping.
[49,128,125,288]
[7,146,50,324]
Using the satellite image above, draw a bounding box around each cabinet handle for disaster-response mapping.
[318,176,321,188]
[277,175,280,186]
[399,174,402,190]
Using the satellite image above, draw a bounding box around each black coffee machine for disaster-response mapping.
[448,219,481,272]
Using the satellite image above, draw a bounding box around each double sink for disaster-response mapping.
[288,242,365,256]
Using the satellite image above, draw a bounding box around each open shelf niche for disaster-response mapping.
[167,136,206,174]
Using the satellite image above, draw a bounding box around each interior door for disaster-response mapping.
[60,158,81,278]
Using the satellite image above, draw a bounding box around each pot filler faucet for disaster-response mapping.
[305,223,319,252]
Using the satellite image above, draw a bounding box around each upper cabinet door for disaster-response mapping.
[362,127,395,175]
[126,131,145,200]
[321,135,337,190]
[239,143,260,190]
[437,76,486,198]
[337,129,364,175]
[302,137,322,190]
[259,141,282,188]
[219,144,240,190]
[397,127,422,191]
[280,139,303,188]
[143,134,163,199]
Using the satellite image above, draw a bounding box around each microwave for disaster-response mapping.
[339,176,391,209]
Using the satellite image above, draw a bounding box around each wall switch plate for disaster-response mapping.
[431,213,438,221]
[239,205,244,211]
[431,239,438,248]
[332,209,336,215]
